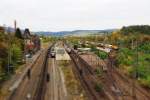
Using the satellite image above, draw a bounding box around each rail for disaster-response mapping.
[69,49,103,100]
[33,43,54,100]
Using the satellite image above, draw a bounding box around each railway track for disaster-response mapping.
[8,49,47,100]
[101,58,150,100]
[81,51,150,100]
[68,49,108,100]
[65,42,150,100]
[9,44,56,100]
[44,58,67,100]
[33,44,55,100]
[113,67,150,100]
[65,43,123,100]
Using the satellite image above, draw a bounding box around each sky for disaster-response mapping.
[0,0,150,31]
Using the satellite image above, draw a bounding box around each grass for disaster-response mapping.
[58,61,87,100]
[94,68,103,77]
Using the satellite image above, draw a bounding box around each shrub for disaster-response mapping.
[98,51,108,60]
[94,83,103,92]
[94,68,102,77]
[139,76,150,88]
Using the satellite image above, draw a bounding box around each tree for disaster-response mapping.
[15,28,22,39]
[120,25,150,35]
[12,44,22,64]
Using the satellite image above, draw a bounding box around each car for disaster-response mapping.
[25,54,32,58]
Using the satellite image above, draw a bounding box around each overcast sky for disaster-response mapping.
[0,0,150,31]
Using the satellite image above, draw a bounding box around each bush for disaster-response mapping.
[117,48,134,66]
[139,76,150,88]
[94,68,102,77]
[94,83,103,92]
[139,42,150,53]
[0,72,10,82]
[98,51,108,60]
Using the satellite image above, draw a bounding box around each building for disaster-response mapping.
[23,29,41,54]
[0,26,5,33]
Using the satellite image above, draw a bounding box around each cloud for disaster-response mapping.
[0,0,150,31]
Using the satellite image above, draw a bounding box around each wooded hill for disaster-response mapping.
[121,25,150,35]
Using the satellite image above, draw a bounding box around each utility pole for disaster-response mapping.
[14,20,17,32]
[24,32,27,64]
[132,37,139,100]
[132,39,138,99]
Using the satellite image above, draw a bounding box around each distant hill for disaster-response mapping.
[121,25,150,35]
[0,25,117,37]
[35,29,117,37]
[0,26,25,34]
[0,26,15,33]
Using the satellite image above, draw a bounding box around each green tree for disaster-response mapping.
[15,28,22,39]
[12,44,23,64]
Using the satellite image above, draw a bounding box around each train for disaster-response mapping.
[97,43,118,50]
[50,47,56,58]
[66,48,71,54]
[51,51,56,58]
